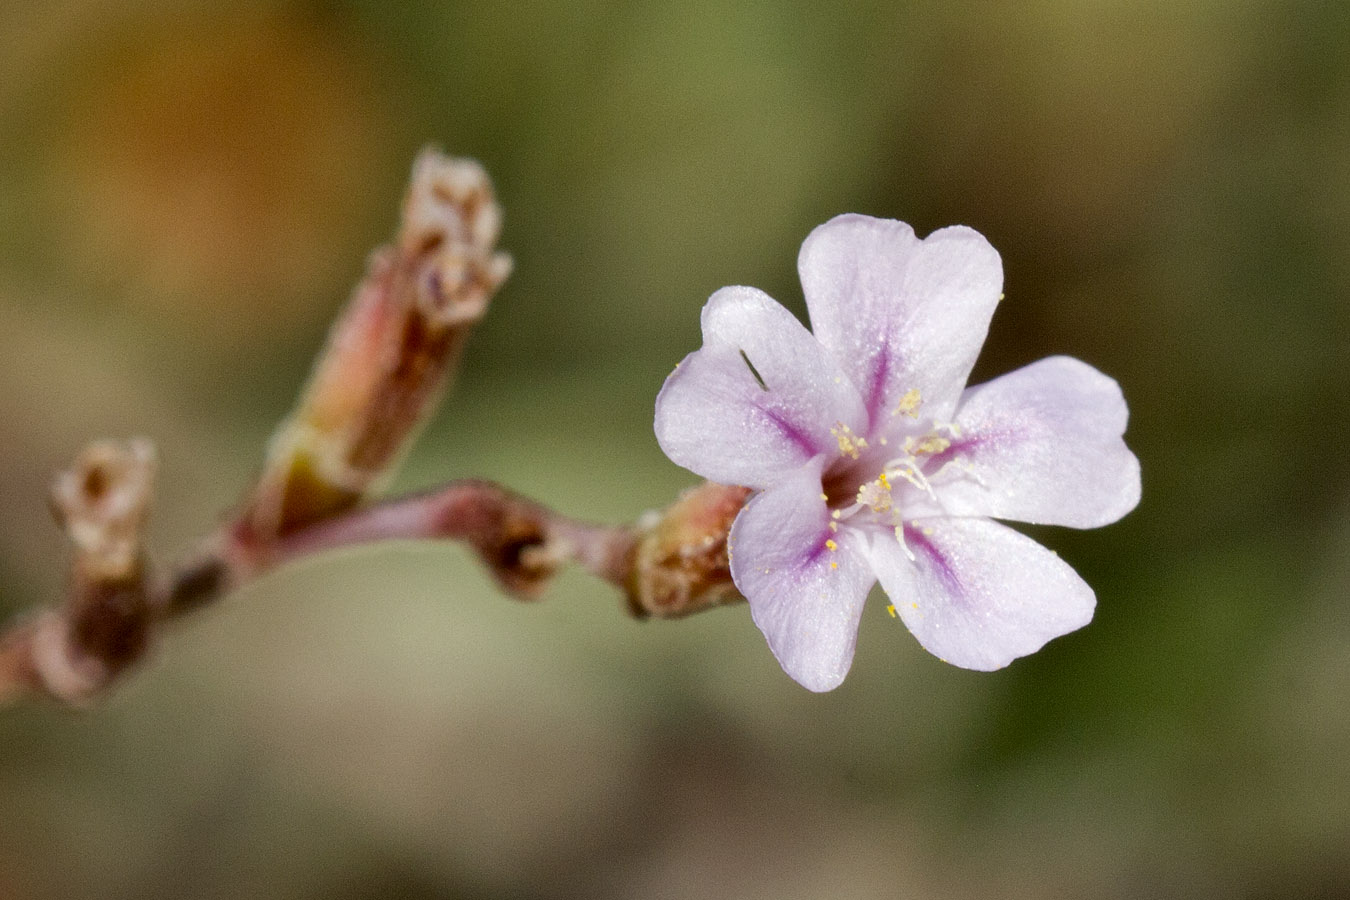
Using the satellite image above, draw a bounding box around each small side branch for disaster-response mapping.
[240,150,512,541]
[0,151,751,709]
[0,450,754,706]
[6,439,158,705]
[0,467,643,706]
[230,480,637,603]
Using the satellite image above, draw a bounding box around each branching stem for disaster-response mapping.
[0,151,745,709]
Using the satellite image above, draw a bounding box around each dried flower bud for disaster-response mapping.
[242,149,511,539]
[626,482,750,618]
[36,439,158,702]
[50,438,156,582]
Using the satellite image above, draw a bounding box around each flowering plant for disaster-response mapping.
[0,162,1138,706]
[655,215,1140,690]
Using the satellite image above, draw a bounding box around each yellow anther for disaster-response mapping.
[911,435,951,456]
[886,604,897,618]
[831,422,867,459]
[825,539,838,552]
[827,520,838,532]
[894,388,921,418]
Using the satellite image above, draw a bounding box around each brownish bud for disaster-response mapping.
[36,439,158,702]
[242,149,511,540]
[626,482,751,618]
[50,438,156,582]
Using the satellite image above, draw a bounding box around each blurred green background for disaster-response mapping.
[1,0,1347,897]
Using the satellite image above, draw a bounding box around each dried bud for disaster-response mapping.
[242,149,511,539]
[50,438,156,582]
[37,439,158,702]
[626,482,750,618]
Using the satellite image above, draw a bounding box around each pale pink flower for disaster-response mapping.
[655,215,1140,691]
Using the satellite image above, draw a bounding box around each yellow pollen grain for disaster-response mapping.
[830,561,839,570]
[894,388,921,418]
[828,520,838,532]
[825,539,838,552]
[830,422,867,459]
[912,435,951,455]
[886,604,897,618]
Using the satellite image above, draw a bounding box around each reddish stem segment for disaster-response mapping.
[0,478,639,706]
[240,480,636,599]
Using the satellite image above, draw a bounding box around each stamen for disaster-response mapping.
[893,388,921,418]
[911,435,950,456]
[892,524,916,561]
[833,502,865,521]
[884,460,936,500]
[902,432,950,456]
[930,456,988,488]
[831,423,867,459]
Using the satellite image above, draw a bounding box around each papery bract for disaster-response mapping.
[655,215,1140,691]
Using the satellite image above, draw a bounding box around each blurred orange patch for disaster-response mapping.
[40,9,396,340]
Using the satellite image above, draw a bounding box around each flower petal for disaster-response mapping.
[798,214,1003,428]
[932,356,1141,527]
[655,286,866,488]
[866,517,1095,671]
[729,459,875,691]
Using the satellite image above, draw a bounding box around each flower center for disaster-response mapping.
[835,425,954,514]
[822,388,970,557]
